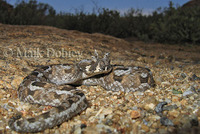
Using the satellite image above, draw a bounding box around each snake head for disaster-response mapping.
[79,50,112,78]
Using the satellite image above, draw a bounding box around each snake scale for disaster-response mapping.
[8,51,155,133]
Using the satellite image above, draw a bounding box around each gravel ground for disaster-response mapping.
[0,24,199,134]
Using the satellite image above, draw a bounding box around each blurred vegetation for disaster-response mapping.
[0,0,200,45]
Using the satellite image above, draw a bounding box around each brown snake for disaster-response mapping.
[9,51,155,132]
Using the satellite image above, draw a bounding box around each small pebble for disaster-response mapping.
[6,94,11,98]
[161,81,171,86]
[155,61,160,65]
[190,115,199,127]
[144,103,156,111]
[158,55,165,59]
[178,65,183,68]
[131,110,140,119]
[11,76,23,88]
[163,104,178,111]
[155,102,168,115]
[105,119,113,126]
[141,124,150,132]
[80,124,87,129]
[183,90,194,97]
[164,98,172,103]
[168,110,180,118]
[160,117,174,126]
[180,73,187,79]
[131,106,138,110]
[172,96,180,102]
[143,119,148,125]
[190,86,197,93]
[134,91,144,96]
[191,74,200,81]
[148,115,161,121]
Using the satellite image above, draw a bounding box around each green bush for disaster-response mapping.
[150,3,200,44]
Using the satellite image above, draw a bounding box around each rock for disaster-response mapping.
[189,115,199,127]
[168,55,173,62]
[190,74,200,81]
[168,110,180,118]
[160,117,174,126]
[163,104,178,111]
[180,115,199,129]
[155,102,168,115]
[85,108,93,116]
[164,98,172,103]
[6,94,11,98]
[158,54,165,59]
[144,103,156,111]
[101,108,113,115]
[161,81,171,86]
[180,73,187,79]
[80,124,87,129]
[131,106,138,110]
[105,119,113,126]
[148,115,161,121]
[134,91,144,96]
[178,65,183,68]
[158,129,167,134]
[73,125,82,134]
[170,66,174,70]
[183,90,194,97]
[190,86,197,93]
[11,76,24,89]
[130,110,141,119]
[155,61,160,65]
[141,124,150,132]
[172,96,180,102]
[150,55,155,58]
[196,109,200,117]
[143,119,148,125]
[4,83,12,89]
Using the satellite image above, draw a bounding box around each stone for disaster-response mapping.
[148,115,161,121]
[168,109,180,118]
[172,96,180,102]
[130,110,140,119]
[155,102,167,114]
[161,81,171,86]
[141,124,150,132]
[160,116,174,126]
[163,104,178,111]
[180,73,187,79]
[144,103,156,111]
[191,74,200,81]
[11,76,24,89]
[183,90,194,97]
[101,108,113,115]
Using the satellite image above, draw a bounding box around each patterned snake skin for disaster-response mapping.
[8,51,155,133]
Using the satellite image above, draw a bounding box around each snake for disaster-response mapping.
[8,50,155,133]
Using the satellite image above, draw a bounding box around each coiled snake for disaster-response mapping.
[9,51,155,132]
